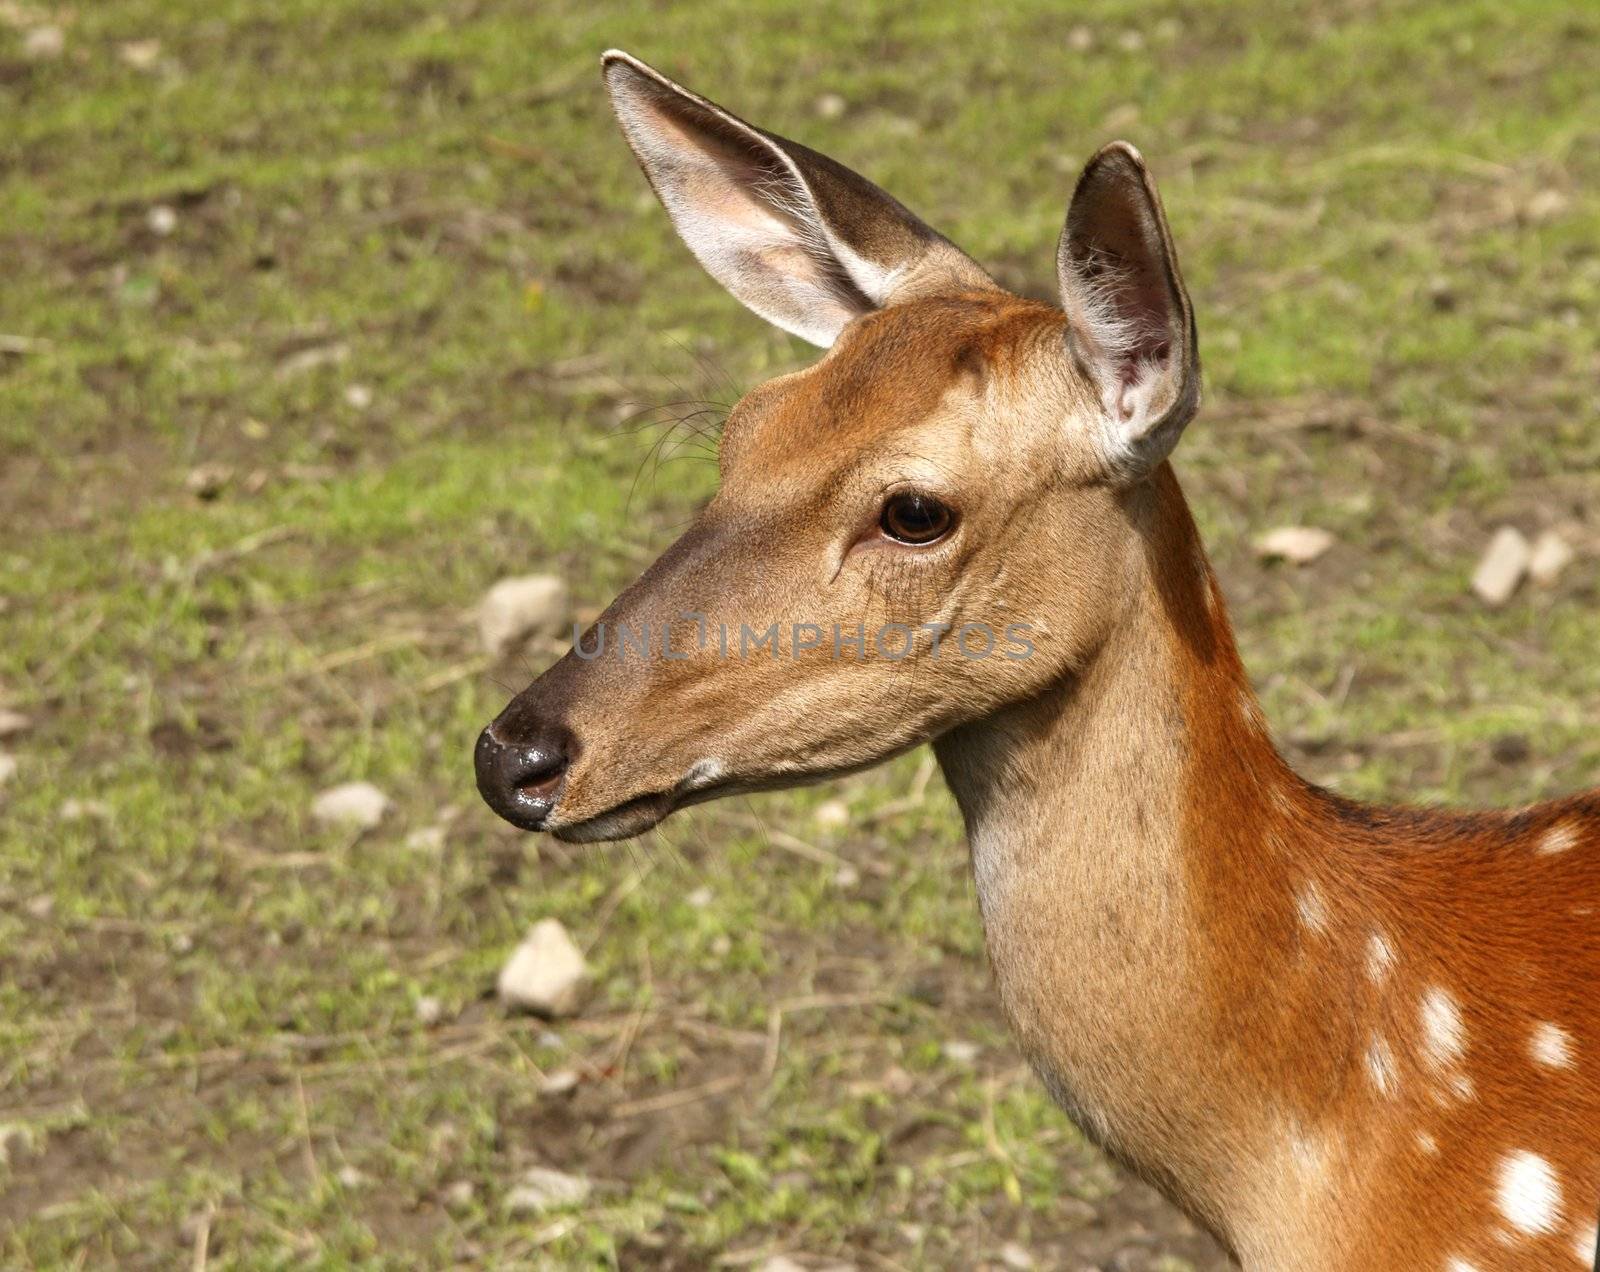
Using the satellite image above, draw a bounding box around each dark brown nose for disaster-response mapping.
[474,720,573,831]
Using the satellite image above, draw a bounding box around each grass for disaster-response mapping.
[1,0,1597,1267]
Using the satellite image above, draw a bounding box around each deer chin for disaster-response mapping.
[545,757,734,843]
[547,791,676,843]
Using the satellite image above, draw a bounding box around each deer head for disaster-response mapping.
[475,51,1199,843]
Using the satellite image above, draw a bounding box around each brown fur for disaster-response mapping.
[499,298,1600,1268]
[482,55,1600,1270]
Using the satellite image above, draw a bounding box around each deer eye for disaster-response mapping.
[879,492,955,546]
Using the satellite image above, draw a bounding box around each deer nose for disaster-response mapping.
[474,721,573,831]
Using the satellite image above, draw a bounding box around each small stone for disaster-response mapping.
[942,1039,981,1065]
[685,885,713,908]
[832,863,860,888]
[22,25,64,59]
[170,932,194,955]
[336,1165,368,1188]
[1528,530,1575,586]
[1470,526,1531,607]
[276,342,349,379]
[538,1068,580,1095]
[118,39,163,70]
[184,462,233,500]
[478,575,570,658]
[25,894,53,919]
[503,1166,591,1215]
[415,995,445,1027]
[60,797,112,822]
[812,798,850,830]
[1067,25,1094,51]
[310,781,393,830]
[0,753,16,787]
[999,1242,1036,1270]
[442,1179,476,1210]
[1524,189,1569,224]
[814,92,847,120]
[1254,526,1335,566]
[147,205,177,236]
[405,825,446,852]
[497,918,588,1017]
[0,709,30,738]
[343,383,373,410]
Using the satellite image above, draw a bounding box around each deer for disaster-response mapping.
[474,51,1600,1271]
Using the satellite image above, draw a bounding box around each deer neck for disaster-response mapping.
[934,465,1339,1252]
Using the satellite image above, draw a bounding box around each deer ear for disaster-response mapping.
[602,50,992,347]
[1057,142,1200,479]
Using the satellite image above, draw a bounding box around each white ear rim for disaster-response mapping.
[602,50,917,347]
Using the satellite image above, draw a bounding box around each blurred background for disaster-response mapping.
[2,1,1597,1267]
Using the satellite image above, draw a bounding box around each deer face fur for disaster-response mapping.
[476,51,1198,845]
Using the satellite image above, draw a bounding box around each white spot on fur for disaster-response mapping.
[1365,932,1396,983]
[1366,1035,1398,1096]
[1285,1123,1333,1184]
[681,757,726,791]
[1445,1259,1479,1272]
[1530,1022,1574,1070]
[1573,1222,1598,1264]
[1538,822,1579,855]
[1420,987,1467,1069]
[1416,1130,1439,1155]
[1296,882,1329,935]
[1496,1151,1561,1236]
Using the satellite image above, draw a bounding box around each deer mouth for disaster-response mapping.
[545,760,740,843]
[545,789,673,843]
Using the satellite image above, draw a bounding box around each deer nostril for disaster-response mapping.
[475,724,573,831]
[508,745,566,797]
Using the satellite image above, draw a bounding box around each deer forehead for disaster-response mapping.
[720,294,1085,485]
